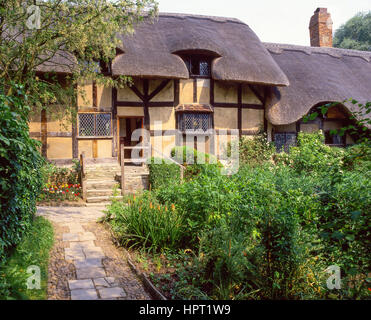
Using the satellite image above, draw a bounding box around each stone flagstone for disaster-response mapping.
[68,279,95,290]
[71,288,99,300]
[37,206,149,300]
[76,266,106,279]
[74,258,103,269]
[79,232,96,241]
[93,278,110,288]
[98,287,127,299]
[63,233,79,241]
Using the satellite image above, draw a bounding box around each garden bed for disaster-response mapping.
[0,217,54,300]
[104,134,371,300]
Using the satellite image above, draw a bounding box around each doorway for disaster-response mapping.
[118,117,144,162]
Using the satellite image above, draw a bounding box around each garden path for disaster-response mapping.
[37,206,150,300]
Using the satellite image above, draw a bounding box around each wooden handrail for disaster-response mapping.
[79,152,87,201]
[120,144,125,195]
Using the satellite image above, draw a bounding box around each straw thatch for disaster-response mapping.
[264,43,371,125]
[112,13,289,86]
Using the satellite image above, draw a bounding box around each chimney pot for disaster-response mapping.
[309,7,333,47]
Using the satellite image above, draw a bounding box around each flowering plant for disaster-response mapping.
[39,183,82,202]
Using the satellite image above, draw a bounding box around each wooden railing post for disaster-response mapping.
[120,144,125,195]
[80,152,87,202]
[180,166,184,181]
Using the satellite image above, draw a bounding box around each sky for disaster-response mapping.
[157,0,371,46]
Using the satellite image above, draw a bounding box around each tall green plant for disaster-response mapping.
[0,84,45,261]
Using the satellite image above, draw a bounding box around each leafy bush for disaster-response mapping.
[148,157,181,190]
[171,146,219,165]
[105,192,184,253]
[276,131,345,175]
[38,161,82,202]
[230,133,275,167]
[41,160,80,186]
[0,216,54,300]
[0,84,44,262]
[108,132,371,299]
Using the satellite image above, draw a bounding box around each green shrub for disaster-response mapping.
[0,216,54,300]
[230,133,275,167]
[105,192,184,253]
[148,157,181,190]
[171,146,218,165]
[110,132,371,299]
[0,84,44,261]
[276,131,345,175]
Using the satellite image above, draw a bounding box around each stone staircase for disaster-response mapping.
[84,160,149,204]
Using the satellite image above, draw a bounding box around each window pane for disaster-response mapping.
[199,60,210,76]
[274,133,297,152]
[96,113,111,136]
[182,113,210,132]
[274,133,286,152]
[190,59,199,75]
[79,113,94,136]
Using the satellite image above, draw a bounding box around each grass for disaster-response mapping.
[0,216,54,300]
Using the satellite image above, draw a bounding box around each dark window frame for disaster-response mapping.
[273,132,297,152]
[78,112,112,137]
[180,55,212,78]
[177,112,213,133]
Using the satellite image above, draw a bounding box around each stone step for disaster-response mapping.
[86,180,118,189]
[87,189,121,197]
[85,202,111,207]
[86,173,120,179]
[86,195,123,203]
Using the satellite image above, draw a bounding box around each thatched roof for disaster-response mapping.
[112,13,289,86]
[265,43,371,125]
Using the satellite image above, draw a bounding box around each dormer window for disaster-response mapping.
[181,55,211,78]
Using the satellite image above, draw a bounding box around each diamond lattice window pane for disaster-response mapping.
[199,61,210,76]
[79,113,94,136]
[96,113,111,136]
[183,113,210,132]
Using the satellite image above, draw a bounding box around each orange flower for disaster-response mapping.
[149,202,153,209]
[157,205,161,211]
[165,206,168,212]
[171,204,175,211]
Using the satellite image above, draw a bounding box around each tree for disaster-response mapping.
[333,11,371,51]
[0,0,158,115]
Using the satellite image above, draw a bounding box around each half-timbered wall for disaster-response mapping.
[30,76,267,161]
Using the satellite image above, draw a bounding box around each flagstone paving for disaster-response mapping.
[37,206,150,300]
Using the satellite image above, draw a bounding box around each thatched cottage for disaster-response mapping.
[29,8,371,164]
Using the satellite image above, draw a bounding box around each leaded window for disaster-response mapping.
[274,132,297,152]
[78,113,111,137]
[181,55,211,77]
[179,113,212,132]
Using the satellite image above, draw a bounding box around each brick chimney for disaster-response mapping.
[309,8,333,47]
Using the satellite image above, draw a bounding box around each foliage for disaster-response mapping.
[276,131,345,175]
[105,192,183,253]
[171,146,219,165]
[302,100,371,144]
[0,0,158,118]
[38,183,82,202]
[0,217,54,300]
[108,132,370,300]
[0,83,45,262]
[148,157,181,190]
[38,161,82,202]
[334,11,371,51]
[229,133,275,167]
